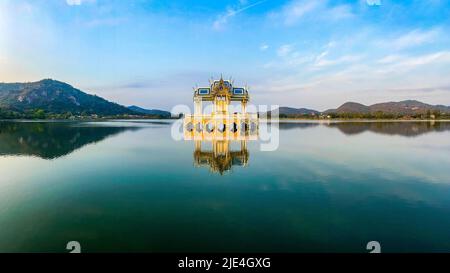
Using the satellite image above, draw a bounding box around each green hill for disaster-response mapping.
[0,79,137,118]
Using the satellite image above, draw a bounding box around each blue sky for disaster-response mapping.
[1,0,450,110]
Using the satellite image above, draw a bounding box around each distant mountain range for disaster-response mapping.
[0,79,170,118]
[272,100,450,118]
[272,107,320,117]
[1,79,448,119]
[324,100,450,115]
[127,105,171,118]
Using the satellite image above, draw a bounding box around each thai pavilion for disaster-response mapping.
[183,77,258,174]
[183,76,258,139]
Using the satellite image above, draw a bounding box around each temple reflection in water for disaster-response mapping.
[192,139,250,174]
[183,77,258,174]
[186,128,258,175]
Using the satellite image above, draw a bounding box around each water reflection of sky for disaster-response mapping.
[1,121,450,252]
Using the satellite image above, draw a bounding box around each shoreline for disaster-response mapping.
[261,118,450,123]
[0,117,178,122]
[2,118,450,123]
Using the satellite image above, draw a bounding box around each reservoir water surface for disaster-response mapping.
[0,120,450,252]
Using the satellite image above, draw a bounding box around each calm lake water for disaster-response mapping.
[1,120,450,253]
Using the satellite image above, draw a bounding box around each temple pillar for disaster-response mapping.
[213,97,230,117]
[194,98,202,115]
[241,101,247,115]
[195,140,201,151]
[241,140,247,151]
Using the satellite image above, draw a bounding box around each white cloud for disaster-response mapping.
[66,0,82,5]
[377,54,403,64]
[315,50,329,61]
[375,51,450,75]
[213,0,267,30]
[267,40,359,71]
[66,0,95,6]
[395,51,450,68]
[284,41,362,69]
[314,54,362,68]
[328,5,353,19]
[260,43,269,51]
[366,0,381,6]
[254,48,450,109]
[277,44,294,57]
[389,28,440,49]
[271,0,353,26]
[84,17,127,27]
[213,7,235,30]
[280,0,321,25]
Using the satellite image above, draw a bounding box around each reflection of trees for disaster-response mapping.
[0,122,139,159]
[275,121,450,136]
[193,140,249,175]
[277,122,319,130]
[325,122,450,137]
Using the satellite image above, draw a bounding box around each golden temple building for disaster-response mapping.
[183,77,258,174]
